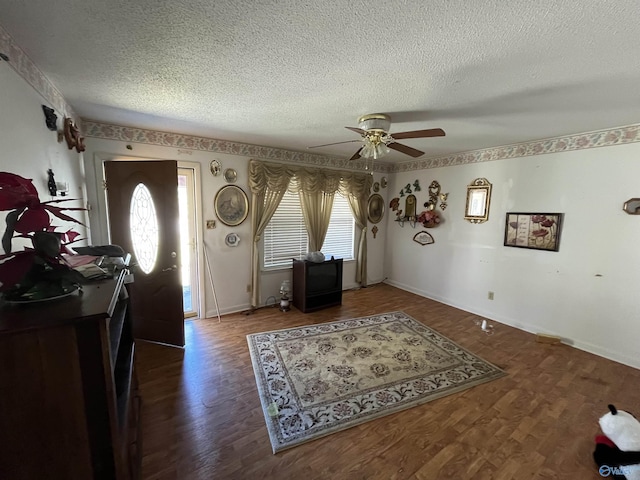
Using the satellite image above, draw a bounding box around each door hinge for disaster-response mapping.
[102,180,107,190]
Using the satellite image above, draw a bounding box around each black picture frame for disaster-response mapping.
[503,212,563,252]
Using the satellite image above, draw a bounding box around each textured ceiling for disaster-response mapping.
[1,0,639,163]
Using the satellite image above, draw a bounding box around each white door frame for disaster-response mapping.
[91,153,205,320]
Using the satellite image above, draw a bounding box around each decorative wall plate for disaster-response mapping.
[224,168,237,183]
[225,233,240,247]
[210,159,222,176]
[380,177,387,188]
[373,182,380,192]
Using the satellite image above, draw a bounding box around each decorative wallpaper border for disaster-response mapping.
[395,124,640,172]
[82,121,395,174]
[0,23,78,122]
[84,120,640,174]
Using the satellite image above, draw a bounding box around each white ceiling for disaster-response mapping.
[2,0,639,163]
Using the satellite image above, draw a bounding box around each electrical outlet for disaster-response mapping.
[246,284,251,293]
[488,291,494,300]
[206,220,216,229]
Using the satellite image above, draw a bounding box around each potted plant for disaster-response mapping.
[0,172,86,301]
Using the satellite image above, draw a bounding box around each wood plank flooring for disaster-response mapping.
[136,283,640,479]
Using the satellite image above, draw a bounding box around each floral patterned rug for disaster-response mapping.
[247,311,506,453]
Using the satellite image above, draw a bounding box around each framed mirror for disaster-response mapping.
[464,178,492,224]
[623,198,640,214]
[367,194,385,224]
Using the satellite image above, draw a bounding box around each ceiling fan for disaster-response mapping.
[308,113,445,161]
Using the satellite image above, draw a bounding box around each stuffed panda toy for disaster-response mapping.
[594,404,640,480]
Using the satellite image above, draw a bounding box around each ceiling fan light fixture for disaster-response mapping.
[377,143,390,157]
[360,142,375,159]
[357,113,391,133]
[314,112,443,165]
[360,135,391,161]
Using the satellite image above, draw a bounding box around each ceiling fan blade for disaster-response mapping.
[345,126,366,135]
[387,142,425,158]
[391,128,446,140]
[349,147,363,161]
[308,139,362,149]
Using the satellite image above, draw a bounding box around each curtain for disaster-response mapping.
[248,160,295,308]
[298,190,335,252]
[339,172,373,285]
[249,160,372,306]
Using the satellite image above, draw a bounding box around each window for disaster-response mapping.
[263,191,355,269]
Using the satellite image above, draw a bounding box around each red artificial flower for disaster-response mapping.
[0,172,40,210]
[0,172,86,291]
[1,172,84,241]
[0,250,36,292]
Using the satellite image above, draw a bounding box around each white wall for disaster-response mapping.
[385,143,640,368]
[82,138,385,316]
[83,138,253,316]
[0,63,87,253]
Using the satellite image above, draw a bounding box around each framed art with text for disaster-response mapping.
[504,212,563,251]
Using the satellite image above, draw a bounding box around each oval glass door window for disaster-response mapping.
[130,183,159,274]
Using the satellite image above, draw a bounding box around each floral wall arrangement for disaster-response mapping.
[390,179,447,230]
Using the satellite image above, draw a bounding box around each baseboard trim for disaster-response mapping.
[384,279,640,370]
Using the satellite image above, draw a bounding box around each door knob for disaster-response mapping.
[170,251,177,258]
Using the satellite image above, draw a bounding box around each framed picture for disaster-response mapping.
[214,185,249,226]
[367,194,385,224]
[504,212,563,251]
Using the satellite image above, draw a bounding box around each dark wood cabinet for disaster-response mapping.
[292,258,343,313]
[0,269,141,480]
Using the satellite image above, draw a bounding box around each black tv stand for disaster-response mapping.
[292,258,343,313]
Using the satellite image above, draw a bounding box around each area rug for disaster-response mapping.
[247,311,506,453]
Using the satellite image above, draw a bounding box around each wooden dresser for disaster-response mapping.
[0,269,141,480]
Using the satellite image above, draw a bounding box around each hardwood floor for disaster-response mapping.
[136,283,640,479]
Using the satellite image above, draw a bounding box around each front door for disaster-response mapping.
[104,160,185,347]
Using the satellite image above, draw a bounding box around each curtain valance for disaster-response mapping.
[249,160,372,198]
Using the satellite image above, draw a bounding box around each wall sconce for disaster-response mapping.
[623,198,640,215]
[279,280,291,312]
[47,169,69,197]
